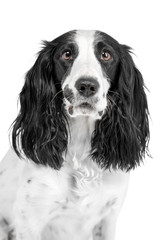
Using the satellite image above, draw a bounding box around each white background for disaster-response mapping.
[0,0,159,239]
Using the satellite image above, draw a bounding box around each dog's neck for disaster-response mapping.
[66,116,96,163]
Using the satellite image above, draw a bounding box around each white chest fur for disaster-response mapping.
[17,159,129,240]
[15,159,128,240]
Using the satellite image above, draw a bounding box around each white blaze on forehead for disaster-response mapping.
[73,30,102,78]
[75,30,96,69]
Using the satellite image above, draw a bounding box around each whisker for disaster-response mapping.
[108,90,121,98]
[52,89,63,101]
[106,98,112,112]
[54,82,62,87]
[107,95,122,115]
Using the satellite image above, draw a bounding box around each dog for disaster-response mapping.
[0,30,149,240]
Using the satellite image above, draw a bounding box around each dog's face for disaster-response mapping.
[53,30,119,119]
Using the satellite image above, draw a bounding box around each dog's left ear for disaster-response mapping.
[91,45,150,171]
[119,45,150,145]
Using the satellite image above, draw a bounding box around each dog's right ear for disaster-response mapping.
[12,41,68,170]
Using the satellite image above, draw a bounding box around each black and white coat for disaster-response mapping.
[0,30,149,240]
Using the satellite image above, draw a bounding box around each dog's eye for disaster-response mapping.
[62,50,72,61]
[101,50,111,61]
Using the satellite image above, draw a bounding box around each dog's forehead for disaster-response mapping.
[66,30,119,50]
[54,30,119,50]
[74,30,96,57]
[55,30,98,47]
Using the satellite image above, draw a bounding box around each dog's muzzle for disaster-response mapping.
[63,77,105,119]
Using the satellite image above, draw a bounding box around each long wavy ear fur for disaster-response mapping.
[12,41,68,169]
[91,45,150,171]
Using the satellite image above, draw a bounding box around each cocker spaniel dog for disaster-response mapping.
[0,30,149,240]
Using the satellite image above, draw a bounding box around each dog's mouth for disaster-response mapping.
[68,102,92,115]
[79,102,93,110]
[67,101,104,118]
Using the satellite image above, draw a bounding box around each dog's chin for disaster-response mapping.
[66,102,104,119]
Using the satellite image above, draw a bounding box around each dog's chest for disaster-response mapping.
[42,164,110,239]
[18,154,129,240]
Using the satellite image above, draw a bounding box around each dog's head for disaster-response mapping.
[12,30,150,171]
[61,30,115,119]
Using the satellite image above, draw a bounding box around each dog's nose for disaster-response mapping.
[75,77,99,97]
